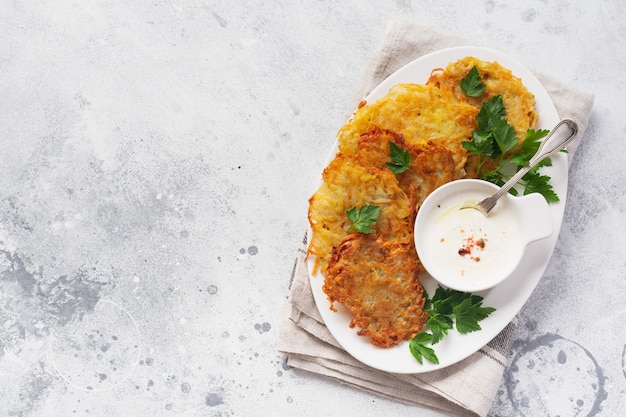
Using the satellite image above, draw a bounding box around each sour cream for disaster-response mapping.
[415,179,553,292]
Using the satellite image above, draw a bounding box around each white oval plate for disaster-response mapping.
[308,46,563,374]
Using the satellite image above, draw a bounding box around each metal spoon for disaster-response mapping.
[461,118,578,216]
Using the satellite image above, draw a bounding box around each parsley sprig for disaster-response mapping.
[459,66,486,97]
[460,66,558,202]
[345,205,381,234]
[386,142,411,174]
[409,286,496,365]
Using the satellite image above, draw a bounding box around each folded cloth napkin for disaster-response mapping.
[278,20,594,417]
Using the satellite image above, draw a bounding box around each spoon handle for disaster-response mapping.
[528,118,578,166]
[497,118,578,197]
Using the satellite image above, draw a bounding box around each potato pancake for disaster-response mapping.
[397,141,455,206]
[324,233,428,348]
[308,152,413,274]
[427,56,538,144]
[337,83,477,178]
[353,126,455,206]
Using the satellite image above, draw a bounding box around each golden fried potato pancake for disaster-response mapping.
[352,127,455,206]
[397,141,455,207]
[337,83,478,178]
[427,56,538,144]
[324,233,428,348]
[348,126,405,166]
[308,153,413,274]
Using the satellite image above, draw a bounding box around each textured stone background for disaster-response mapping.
[0,1,623,416]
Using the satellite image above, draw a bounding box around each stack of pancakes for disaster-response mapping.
[307,57,537,348]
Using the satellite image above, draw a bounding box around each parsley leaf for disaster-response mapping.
[453,297,496,334]
[463,130,494,156]
[461,93,559,202]
[522,171,560,203]
[509,129,551,167]
[386,142,411,174]
[521,128,550,155]
[493,117,518,156]
[460,66,486,97]
[477,95,506,132]
[409,332,439,365]
[408,285,496,365]
[427,313,453,345]
[345,205,381,234]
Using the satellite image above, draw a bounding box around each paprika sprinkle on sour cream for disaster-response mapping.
[457,235,487,261]
[418,185,522,284]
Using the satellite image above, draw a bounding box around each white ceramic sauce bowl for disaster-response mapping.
[414,179,553,292]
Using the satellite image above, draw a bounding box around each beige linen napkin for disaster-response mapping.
[278,20,594,417]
